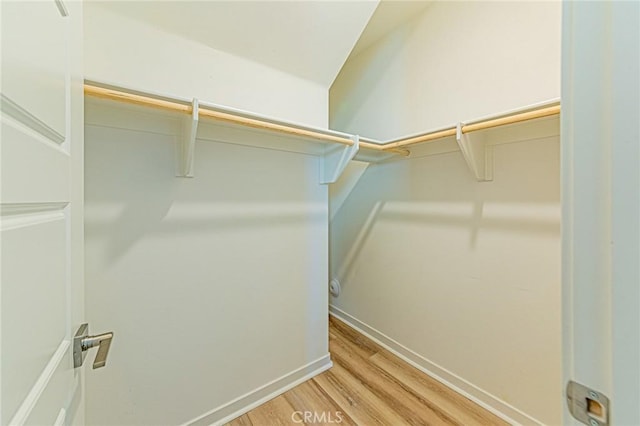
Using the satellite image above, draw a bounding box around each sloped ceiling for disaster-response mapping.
[89,0,380,87]
[348,0,433,58]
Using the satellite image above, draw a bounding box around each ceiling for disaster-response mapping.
[348,0,433,58]
[90,0,380,87]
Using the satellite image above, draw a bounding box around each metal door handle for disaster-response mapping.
[73,323,114,369]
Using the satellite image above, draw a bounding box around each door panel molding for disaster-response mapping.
[1,94,65,145]
[1,117,70,203]
[0,203,68,231]
[9,340,70,425]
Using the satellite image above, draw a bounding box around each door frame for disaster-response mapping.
[561,1,640,424]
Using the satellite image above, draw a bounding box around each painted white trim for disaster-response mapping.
[54,0,68,17]
[183,354,333,426]
[84,99,328,159]
[463,98,560,127]
[0,203,68,231]
[384,98,560,146]
[9,339,70,426]
[84,80,357,142]
[399,118,559,163]
[53,408,66,426]
[329,305,542,426]
[0,94,65,144]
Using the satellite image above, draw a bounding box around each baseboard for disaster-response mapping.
[329,305,542,426]
[184,354,333,426]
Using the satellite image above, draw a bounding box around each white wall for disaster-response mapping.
[329,2,562,424]
[330,138,561,425]
[331,0,561,140]
[84,100,330,425]
[84,3,328,128]
[83,5,336,423]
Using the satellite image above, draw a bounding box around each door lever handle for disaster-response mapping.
[73,323,114,369]
[82,332,113,368]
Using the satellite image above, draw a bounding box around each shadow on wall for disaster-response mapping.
[333,200,386,284]
[329,141,560,286]
[85,125,326,265]
[86,198,324,266]
[83,121,330,425]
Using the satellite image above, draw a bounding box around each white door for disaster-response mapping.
[561,1,640,425]
[1,1,86,424]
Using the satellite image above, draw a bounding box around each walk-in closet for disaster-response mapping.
[1,1,638,425]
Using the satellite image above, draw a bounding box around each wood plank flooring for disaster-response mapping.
[226,316,508,426]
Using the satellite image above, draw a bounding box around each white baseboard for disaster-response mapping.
[329,305,542,426]
[185,354,333,426]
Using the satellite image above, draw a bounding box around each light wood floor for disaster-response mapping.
[226,316,508,426]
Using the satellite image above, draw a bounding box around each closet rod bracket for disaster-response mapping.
[456,122,493,182]
[177,98,199,178]
[320,135,359,184]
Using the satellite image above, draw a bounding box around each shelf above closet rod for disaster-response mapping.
[83,83,560,175]
[83,84,404,155]
[382,103,561,151]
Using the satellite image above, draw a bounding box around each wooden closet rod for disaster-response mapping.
[382,104,560,150]
[84,84,559,154]
[84,84,388,152]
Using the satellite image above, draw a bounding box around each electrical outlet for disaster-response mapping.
[329,279,341,297]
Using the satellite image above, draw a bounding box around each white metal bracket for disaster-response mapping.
[177,98,199,177]
[320,135,360,184]
[456,123,493,182]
